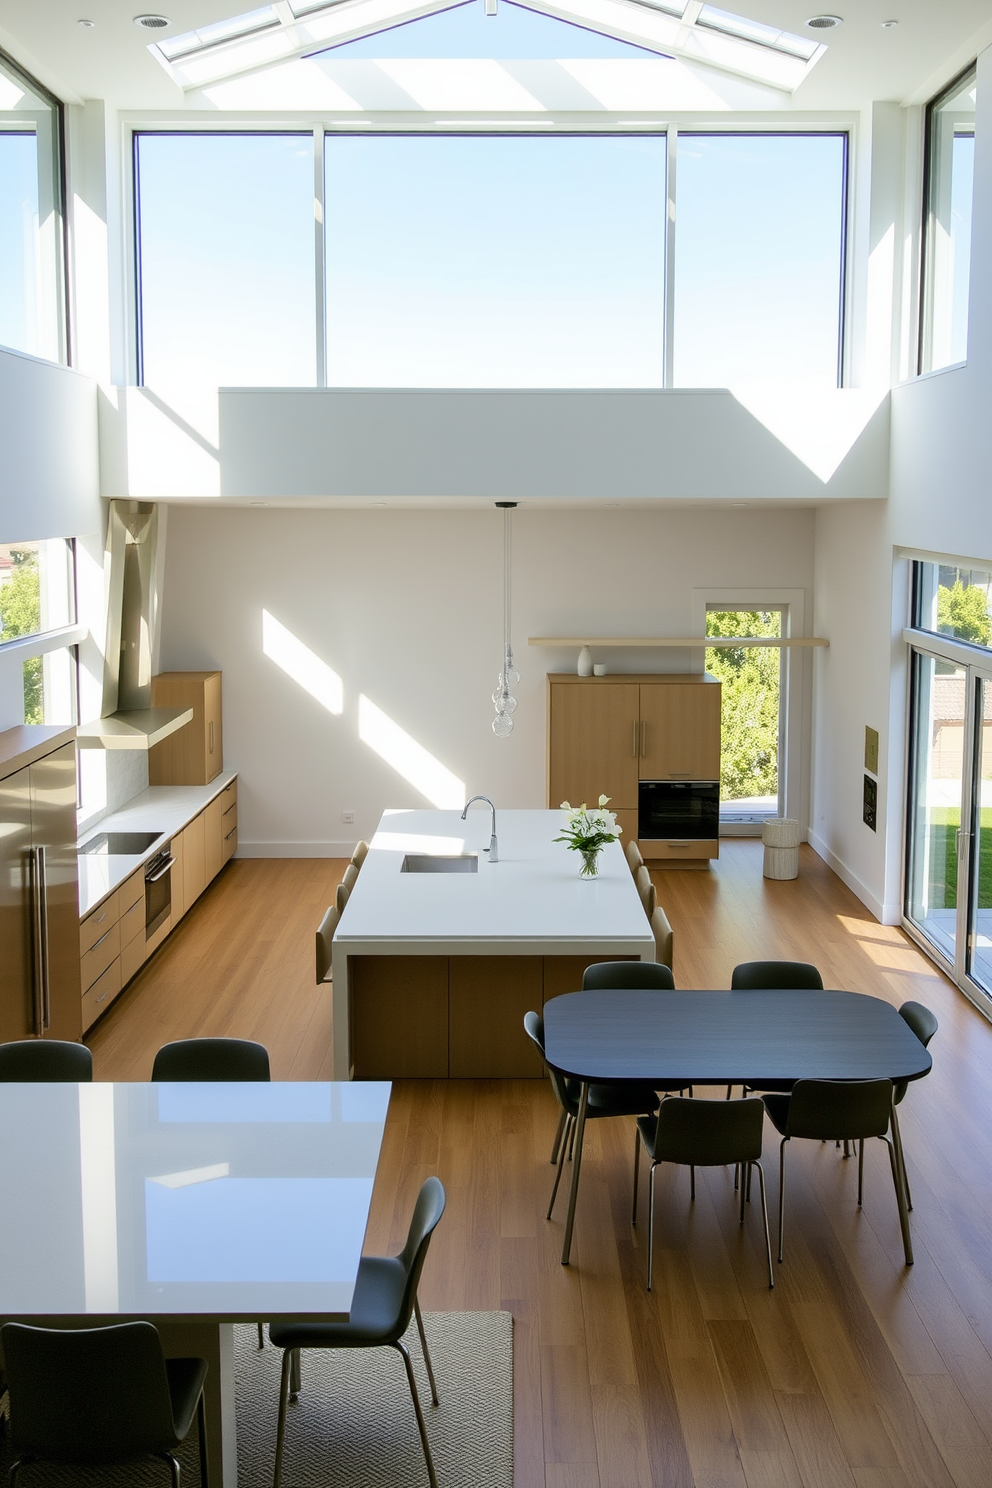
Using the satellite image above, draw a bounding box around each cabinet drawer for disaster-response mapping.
[641,838,720,862]
[81,921,121,992]
[121,928,148,986]
[119,896,144,949]
[80,892,119,955]
[81,957,122,1033]
[222,800,237,833]
[222,820,238,864]
[220,778,237,808]
[119,867,144,915]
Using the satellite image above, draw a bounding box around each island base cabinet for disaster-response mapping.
[449,957,544,1078]
[350,957,448,1078]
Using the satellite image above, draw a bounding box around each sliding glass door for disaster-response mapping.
[967,676,992,996]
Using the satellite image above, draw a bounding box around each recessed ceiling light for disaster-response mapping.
[250,501,269,507]
[78,18,95,27]
[880,18,898,27]
[806,15,843,29]
[134,14,171,30]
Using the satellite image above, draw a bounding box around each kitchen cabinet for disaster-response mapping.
[0,727,81,1043]
[149,672,222,786]
[205,778,237,883]
[80,868,144,1033]
[547,674,721,863]
[182,810,207,909]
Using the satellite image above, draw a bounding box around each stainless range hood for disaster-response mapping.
[77,502,193,751]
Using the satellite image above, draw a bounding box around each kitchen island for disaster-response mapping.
[332,808,655,1079]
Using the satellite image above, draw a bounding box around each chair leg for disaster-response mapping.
[751,1161,775,1289]
[290,1347,302,1399]
[414,1297,440,1407]
[632,1126,641,1226]
[646,1162,657,1292]
[394,1340,440,1488]
[273,1348,294,1488]
[739,1165,746,1224]
[197,1391,209,1488]
[10,1458,33,1487]
[857,1137,865,1205]
[162,1453,182,1488]
[547,1118,571,1220]
[883,1135,914,1265]
[689,1164,695,1201]
[257,1322,265,1349]
[550,1107,568,1165]
[567,1115,576,1160]
[890,1104,914,1211]
[778,1137,788,1264]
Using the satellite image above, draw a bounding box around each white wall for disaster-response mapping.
[0,348,100,543]
[158,504,815,854]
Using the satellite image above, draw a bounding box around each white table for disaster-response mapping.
[332,808,655,1078]
[0,1080,391,1487]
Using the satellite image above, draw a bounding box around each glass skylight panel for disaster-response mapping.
[156,6,280,61]
[696,5,818,60]
[288,0,352,13]
[314,1,666,58]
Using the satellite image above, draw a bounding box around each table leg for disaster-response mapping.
[887,1095,914,1266]
[159,1320,237,1488]
[560,1080,590,1266]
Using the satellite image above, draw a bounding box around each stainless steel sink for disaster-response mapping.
[401,853,479,874]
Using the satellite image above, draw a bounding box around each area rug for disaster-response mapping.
[0,1312,513,1487]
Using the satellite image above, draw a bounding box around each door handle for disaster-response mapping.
[38,846,50,1032]
[209,720,215,755]
[146,856,175,883]
[28,848,45,1035]
[641,720,647,758]
[632,721,638,758]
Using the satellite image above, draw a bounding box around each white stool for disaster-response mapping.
[762,818,800,880]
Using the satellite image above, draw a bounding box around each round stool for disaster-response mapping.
[762,818,800,880]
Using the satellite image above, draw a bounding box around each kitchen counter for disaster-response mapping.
[332,808,655,1079]
[77,773,237,918]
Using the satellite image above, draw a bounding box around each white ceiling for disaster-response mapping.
[1,0,990,110]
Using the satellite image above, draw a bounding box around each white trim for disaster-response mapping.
[0,623,86,661]
[807,829,899,925]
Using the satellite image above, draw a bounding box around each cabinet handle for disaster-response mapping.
[632,721,638,758]
[209,720,215,755]
[225,827,237,842]
[641,721,647,758]
[670,772,691,779]
[90,927,113,951]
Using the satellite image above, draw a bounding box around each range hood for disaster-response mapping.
[77,502,193,751]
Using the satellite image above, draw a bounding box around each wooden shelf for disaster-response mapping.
[529,636,828,648]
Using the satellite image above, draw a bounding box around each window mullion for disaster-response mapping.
[664,126,677,389]
[314,125,326,387]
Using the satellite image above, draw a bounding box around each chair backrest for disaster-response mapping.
[394,1177,447,1330]
[0,1040,92,1082]
[783,1078,893,1142]
[899,1000,938,1047]
[651,905,674,970]
[315,905,339,983]
[635,865,656,917]
[351,840,369,868]
[523,1010,576,1117]
[342,862,359,893]
[336,881,350,913]
[626,840,644,875]
[583,961,675,990]
[2,1320,179,1464]
[151,1037,271,1082]
[651,1095,765,1166]
[731,960,824,990]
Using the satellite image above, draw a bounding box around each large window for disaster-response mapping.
[0,48,66,364]
[673,133,847,387]
[919,65,976,375]
[134,132,318,391]
[0,539,78,725]
[133,126,848,390]
[705,608,783,821]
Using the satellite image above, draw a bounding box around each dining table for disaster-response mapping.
[0,1079,391,1488]
[542,988,934,1266]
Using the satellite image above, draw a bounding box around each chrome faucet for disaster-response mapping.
[461,795,498,863]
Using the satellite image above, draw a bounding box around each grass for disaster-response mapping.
[924,807,992,908]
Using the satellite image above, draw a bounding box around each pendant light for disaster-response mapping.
[492,502,518,736]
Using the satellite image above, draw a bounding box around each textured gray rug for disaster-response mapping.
[1,1312,514,1487]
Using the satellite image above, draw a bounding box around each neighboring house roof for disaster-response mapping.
[933,673,992,724]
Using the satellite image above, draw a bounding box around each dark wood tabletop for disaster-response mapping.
[542,989,933,1087]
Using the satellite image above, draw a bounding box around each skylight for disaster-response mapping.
[151,0,825,94]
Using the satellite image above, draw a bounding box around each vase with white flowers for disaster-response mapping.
[554,796,622,880]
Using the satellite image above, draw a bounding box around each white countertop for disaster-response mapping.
[336,807,652,946]
[77,773,237,918]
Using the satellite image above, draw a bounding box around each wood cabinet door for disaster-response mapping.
[549,683,640,810]
[183,812,207,908]
[204,797,224,884]
[639,683,721,780]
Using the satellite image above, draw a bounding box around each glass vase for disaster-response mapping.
[579,849,601,880]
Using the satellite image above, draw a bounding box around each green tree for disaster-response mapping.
[0,560,43,723]
[937,580,992,647]
[705,610,780,800]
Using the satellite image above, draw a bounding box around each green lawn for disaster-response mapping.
[925,807,992,908]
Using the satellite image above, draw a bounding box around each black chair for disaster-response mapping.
[728,961,824,1097]
[762,1077,907,1263]
[633,1096,774,1290]
[153,1036,270,1346]
[269,1176,446,1488]
[151,1037,271,1082]
[890,1001,938,1211]
[524,1011,662,1219]
[582,961,676,991]
[1,1320,208,1487]
[0,1039,92,1082]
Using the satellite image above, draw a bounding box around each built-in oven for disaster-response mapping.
[638,780,720,843]
[144,844,174,938]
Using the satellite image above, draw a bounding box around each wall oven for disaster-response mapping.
[638,780,720,843]
[145,844,174,937]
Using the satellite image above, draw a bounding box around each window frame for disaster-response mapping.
[917,60,977,378]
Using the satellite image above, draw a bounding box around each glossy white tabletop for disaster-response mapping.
[0,1081,390,1322]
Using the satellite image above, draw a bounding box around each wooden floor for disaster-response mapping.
[87,843,992,1488]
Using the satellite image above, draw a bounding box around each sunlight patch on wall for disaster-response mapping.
[359,695,465,808]
[729,386,888,484]
[262,610,343,714]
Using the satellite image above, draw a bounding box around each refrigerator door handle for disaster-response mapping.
[29,847,45,1035]
[37,845,51,1032]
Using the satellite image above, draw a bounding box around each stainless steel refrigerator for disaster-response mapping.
[0,729,81,1043]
